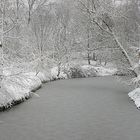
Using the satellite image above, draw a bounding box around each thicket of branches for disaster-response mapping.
[0,0,139,81]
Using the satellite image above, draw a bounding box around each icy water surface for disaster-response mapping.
[0,77,140,140]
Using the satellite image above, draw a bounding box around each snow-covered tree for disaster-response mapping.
[77,0,139,80]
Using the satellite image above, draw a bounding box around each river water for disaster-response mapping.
[0,77,140,140]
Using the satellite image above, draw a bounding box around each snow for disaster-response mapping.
[79,65,98,77]
[93,66,117,76]
[128,88,140,108]
[135,98,140,109]
[51,67,67,79]
[0,91,13,107]
[0,73,42,109]
[37,71,52,83]
[21,73,42,91]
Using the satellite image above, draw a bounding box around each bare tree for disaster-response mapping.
[27,0,36,24]
[26,0,49,24]
[77,0,139,78]
[52,3,71,77]
[30,4,54,73]
[0,0,21,67]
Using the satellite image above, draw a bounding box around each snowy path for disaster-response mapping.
[0,77,140,140]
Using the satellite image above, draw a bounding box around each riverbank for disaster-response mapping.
[0,64,116,111]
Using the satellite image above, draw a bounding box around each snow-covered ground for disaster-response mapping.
[0,73,42,110]
[128,75,140,109]
[93,66,117,76]
[128,88,140,109]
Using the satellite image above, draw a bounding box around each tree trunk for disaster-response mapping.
[28,11,31,24]
[112,32,138,77]
[1,0,4,67]
[88,52,91,65]
[57,62,61,78]
[92,52,96,61]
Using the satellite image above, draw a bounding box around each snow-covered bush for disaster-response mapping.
[94,66,117,76]
[114,69,135,77]
[64,65,85,78]
[81,65,98,77]
[63,64,98,78]
[51,67,67,80]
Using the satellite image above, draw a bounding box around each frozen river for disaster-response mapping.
[0,77,140,140]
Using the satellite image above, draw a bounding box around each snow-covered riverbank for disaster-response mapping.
[128,88,140,109]
[0,64,117,111]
